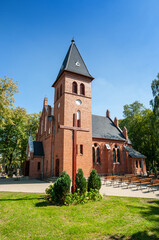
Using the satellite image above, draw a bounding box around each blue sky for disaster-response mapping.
[1,0,159,119]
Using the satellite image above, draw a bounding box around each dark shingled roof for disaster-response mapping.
[92,114,126,141]
[125,146,146,158]
[52,40,93,86]
[33,141,44,157]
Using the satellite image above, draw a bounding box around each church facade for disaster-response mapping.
[25,40,147,179]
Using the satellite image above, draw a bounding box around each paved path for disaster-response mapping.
[0,178,159,199]
[0,179,50,193]
[100,180,159,199]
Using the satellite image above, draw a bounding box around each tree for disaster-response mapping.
[150,73,159,170]
[0,76,19,128]
[119,101,158,170]
[0,107,40,174]
[123,101,145,119]
[150,73,159,116]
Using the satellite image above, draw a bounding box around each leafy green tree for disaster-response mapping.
[150,73,159,169]
[0,107,40,173]
[119,101,158,170]
[75,169,87,195]
[0,76,19,128]
[150,73,159,116]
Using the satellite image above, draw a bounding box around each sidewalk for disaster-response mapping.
[0,178,159,199]
[0,178,50,193]
[100,180,159,199]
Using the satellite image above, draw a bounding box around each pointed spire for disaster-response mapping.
[71,38,75,43]
[52,40,93,86]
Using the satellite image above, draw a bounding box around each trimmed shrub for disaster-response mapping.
[87,169,101,192]
[53,171,71,204]
[46,171,71,204]
[75,168,87,195]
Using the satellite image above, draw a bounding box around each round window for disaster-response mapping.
[76,99,82,105]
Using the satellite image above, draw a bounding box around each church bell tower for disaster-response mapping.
[52,40,94,177]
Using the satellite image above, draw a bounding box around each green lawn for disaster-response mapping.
[0,192,159,240]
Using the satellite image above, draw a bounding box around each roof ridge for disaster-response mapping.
[92,114,107,118]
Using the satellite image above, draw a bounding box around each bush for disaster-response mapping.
[65,189,102,205]
[53,171,71,204]
[45,184,56,202]
[46,171,71,204]
[87,169,101,192]
[75,168,87,195]
[45,184,54,195]
[87,188,102,201]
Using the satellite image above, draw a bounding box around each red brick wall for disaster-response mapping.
[29,157,42,179]
[53,72,93,178]
[32,103,54,178]
[92,138,127,175]
[130,158,147,175]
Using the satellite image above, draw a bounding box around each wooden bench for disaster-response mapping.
[147,180,159,192]
[104,175,125,185]
[136,178,152,189]
[105,175,139,187]
[104,176,117,185]
[126,177,140,188]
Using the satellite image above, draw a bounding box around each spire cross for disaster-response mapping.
[59,113,89,193]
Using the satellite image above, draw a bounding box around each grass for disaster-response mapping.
[0,192,159,240]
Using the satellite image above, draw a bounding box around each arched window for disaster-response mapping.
[92,147,95,164]
[80,83,85,95]
[113,148,116,163]
[72,81,77,94]
[57,88,59,100]
[139,160,141,169]
[117,147,120,163]
[92,143,100,164]
[136,160,138,168]
[77,110,81,127]
[97,147,100,164]
[60,84,62,97]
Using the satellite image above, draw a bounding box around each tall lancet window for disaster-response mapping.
[117,147,120,163]
[97,147,100,164]
[77,110,81,127]
[113,148,116,163]
[80,83,85,95]
[92,147,95,164]
[72,81,77,94]
[92,143,100,165]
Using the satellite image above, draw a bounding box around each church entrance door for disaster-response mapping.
[25,161,30,176]
[55,159,59,177]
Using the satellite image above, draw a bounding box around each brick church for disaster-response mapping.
[25,40,147,179]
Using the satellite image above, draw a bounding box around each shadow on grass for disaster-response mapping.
[0,196,44,202]
[124,200,159,239]
[108,230,159,239]
[35,201,63,207]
